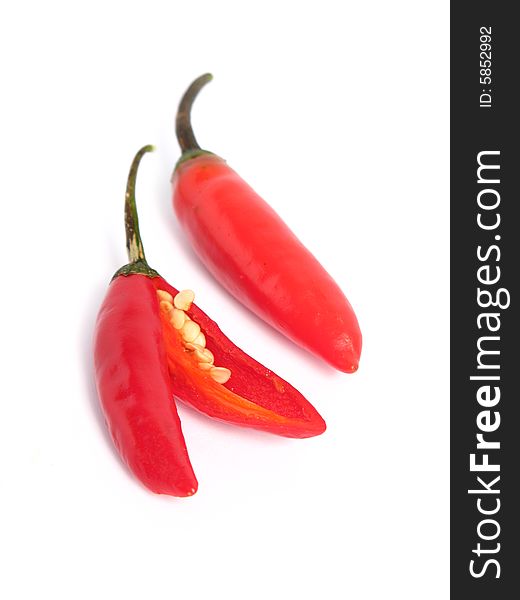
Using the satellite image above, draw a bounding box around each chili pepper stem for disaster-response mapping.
[175,74,215,166]
[114,145,159,279]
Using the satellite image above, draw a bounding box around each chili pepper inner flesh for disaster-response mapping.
[154,283,326,438]
[157,288,232,385]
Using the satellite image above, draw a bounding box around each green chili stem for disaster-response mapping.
[112,145,159,279]
[125,145,155,263]
[176,74,213,153]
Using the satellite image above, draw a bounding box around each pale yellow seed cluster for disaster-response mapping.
[157,289,231,385]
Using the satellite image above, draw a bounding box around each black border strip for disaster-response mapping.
[451,3,519,597]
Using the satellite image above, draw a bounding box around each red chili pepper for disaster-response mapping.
[171,75,362,373]
[94,147,197,497]
[94,146,325,496]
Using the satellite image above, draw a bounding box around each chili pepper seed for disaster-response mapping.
[156,290,174,303]
[170,308,186,329]
[159,300,174,314]
[181,319,201,342]
[185,342,209,363]
[201,348,214,363]
[174,289,195,311]
[210,366,231,384]
[193,332,206,348]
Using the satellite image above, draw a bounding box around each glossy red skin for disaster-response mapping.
[94,274,197,497]
[154,277,326,438]
[172,154,362,373]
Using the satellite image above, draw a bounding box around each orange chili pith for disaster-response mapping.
[94,147,325,497]
[172,75,362,373]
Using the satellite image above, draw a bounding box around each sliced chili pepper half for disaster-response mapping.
[151,277,326,438]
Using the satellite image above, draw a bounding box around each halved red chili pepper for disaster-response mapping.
[94,146,325,496]
[171,75,362,373]
[94,147,197,497]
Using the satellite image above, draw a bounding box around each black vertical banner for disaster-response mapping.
[451,3,519,598]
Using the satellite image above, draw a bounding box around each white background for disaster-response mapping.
[0,2,449,598]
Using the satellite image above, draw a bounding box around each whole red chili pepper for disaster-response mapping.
[94,147,325,496]
[171,75,362,373]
